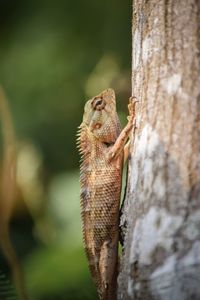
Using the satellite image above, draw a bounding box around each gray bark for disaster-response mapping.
[118,1,200,299]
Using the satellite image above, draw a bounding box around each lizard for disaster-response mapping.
[77,88,137,300]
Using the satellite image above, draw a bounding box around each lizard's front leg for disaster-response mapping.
[108,97,138,161]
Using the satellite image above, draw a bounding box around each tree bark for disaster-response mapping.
[118,1,200,299]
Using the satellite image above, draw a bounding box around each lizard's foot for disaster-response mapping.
[127,96,138,120]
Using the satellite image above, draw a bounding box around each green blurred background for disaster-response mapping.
[0,1,131,299]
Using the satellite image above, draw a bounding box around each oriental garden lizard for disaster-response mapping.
[77,88,137,300]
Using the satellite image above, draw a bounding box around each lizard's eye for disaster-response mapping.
[92,97,106,110]
[95,99,103,106]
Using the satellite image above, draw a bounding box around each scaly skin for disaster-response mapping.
[77,89,136,300]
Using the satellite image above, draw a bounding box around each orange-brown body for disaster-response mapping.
[77,89,136,300]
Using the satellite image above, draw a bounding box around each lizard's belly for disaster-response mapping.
[81,166,122,244]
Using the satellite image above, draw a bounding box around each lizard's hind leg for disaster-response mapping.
[99,238,118,300]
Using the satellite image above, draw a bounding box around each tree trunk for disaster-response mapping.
[118,1,200,299]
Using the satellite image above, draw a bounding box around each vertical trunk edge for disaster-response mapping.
[118,0,200,299]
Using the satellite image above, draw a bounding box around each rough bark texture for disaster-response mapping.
[118,1,200,299]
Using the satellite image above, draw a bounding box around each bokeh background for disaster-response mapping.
[0,1,131,299]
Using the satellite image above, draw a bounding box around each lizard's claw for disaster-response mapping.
[129,96,138,104]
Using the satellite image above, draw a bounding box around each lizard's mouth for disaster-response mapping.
[92,97,106,111]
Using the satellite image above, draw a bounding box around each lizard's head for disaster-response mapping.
[82,88,121,143]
